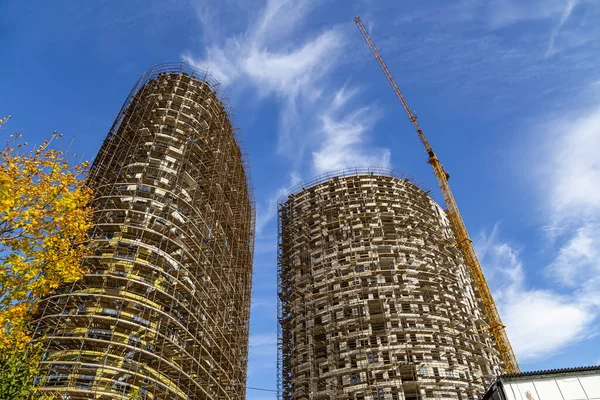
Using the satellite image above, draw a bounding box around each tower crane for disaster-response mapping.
[353,16,520,374]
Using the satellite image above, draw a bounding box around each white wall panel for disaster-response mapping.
[557,377,588,400]
[534,379,563,400]
[580,376,600,399]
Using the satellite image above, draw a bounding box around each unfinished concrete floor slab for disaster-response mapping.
[277,170,503,400]
[31,63,255,400]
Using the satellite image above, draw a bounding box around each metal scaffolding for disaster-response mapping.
[31,63,255,400]
[277,170,502,400]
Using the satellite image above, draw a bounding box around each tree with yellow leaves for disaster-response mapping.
[0,129,93,399]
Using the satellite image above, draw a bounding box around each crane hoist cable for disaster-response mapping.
[353,16,520,374]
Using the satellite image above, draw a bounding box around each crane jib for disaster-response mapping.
[354,15,520,374]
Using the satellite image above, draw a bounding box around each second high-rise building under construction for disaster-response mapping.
[32,63,255,399]
[278,169,503,400]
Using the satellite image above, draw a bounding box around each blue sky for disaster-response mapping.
[1,0,600,398]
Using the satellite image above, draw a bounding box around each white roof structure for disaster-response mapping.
[482,366,600,400]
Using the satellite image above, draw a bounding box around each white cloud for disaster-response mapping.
[477,225,594,361]
[464,60,600,365]
[546,0,580,56]
[184,0,390,172]
[186,0,336,91]
[476,225,524,301]
[255,171,301,235]
[312,87,391,174]
[484,0,599,58]
[484,0,569,28]
[538,106,600,225]
[548,223,600,287]
[184,0,342,159]
[530,104,600,302]
[502,290,592,360]
[406,0,596,60]
[248,332,278,358]
[479,98,600,359]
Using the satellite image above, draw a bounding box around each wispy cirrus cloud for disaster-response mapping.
[379,0,600,114]
[255,171,301,235]
[533,103,600,310]
[483,0,571,28]
[184,0,390,172]
[184,0,341,159]
[475,0,596,57]
[546,0,580,56]
[248,332,278,358]
[312,85,390,174]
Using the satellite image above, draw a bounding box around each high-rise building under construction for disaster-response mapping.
[277,169,503,400]
[32,63,255,400]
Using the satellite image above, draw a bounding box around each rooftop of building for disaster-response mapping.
[277,167,433,205]
[498,365,600,381]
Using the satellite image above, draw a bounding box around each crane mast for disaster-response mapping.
[353,16,519,374]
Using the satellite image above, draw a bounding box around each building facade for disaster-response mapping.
[277,170,503,400]
[32,63,255,400]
